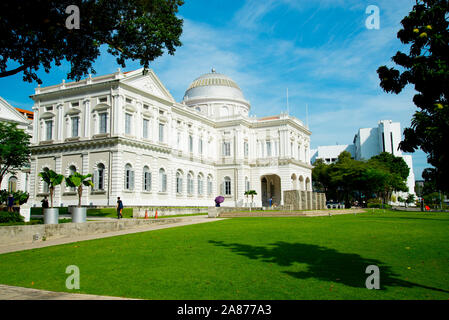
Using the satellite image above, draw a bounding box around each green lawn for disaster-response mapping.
[0,210,448,300]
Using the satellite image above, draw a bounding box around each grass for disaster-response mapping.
[0,209,448,300]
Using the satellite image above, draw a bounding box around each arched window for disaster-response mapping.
[8,176,18,193]
[187,172,194,195]
[143,166,151,191]
[42,167,50,193]
[159,168,167,192]
[245,177,250,192]
[124,164,134,190]
[198,174,204,195]
[69,165,77,192]
[207,175,213,196]
[94,163,105,191]
[176,171,183,194]
[223,176,231,195]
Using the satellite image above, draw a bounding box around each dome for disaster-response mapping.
[183,70,247,104]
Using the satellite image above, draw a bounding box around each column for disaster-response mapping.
[57,103,64,141]
[83,98,91,138]
[81,153,89,205]
[32,106,39,144]
[113,94,124,135]
[54,156,62,206]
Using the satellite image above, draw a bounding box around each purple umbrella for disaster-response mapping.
[215,196,224,206]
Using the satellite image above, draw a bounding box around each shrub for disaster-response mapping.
[0,211,24,223]
[367,199,392,209]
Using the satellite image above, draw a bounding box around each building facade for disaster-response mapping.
[310,120,415,198]
[28,69,312,208]
[0,97,33,193]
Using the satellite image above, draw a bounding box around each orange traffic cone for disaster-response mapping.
[155,210,158,219]
[145,209,148,219]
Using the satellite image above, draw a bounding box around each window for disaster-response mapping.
[198,174,204,195]
[159,168,167,192]
[71,116,79,137]
[99,97,107,103]
[223,142,231,156]
[45,120,53,140]
[99,113,107,134]
[187,173,194,195]
[223,177,231,195]
[159,123,164,142]
[42,168,50,193]
[244,141,248,157]
[94,163,105,191]
[143,166,151,191]
[125,113,132,135]
[8,176,17,193]
[71,102,79,108]
[176,171,183,194]
[207,176,213,195]
[68,165,77,192]
[245,177,250,192]
[124,164,134,190]
[143,119,149,139]
[189,135,193,152]
[266,141,272,157]
[199,139,203,155]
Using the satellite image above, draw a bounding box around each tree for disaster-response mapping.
[38,168,64,208]
[244,190,257,211]
[0,0,184,84]
[65,172,94,207]
[0,122,31,187]
[312,159,333,193]
[377,0,449,192]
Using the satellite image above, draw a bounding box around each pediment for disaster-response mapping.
[121,69,175,103]
[0,97,30,124]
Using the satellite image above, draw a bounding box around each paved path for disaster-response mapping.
[0,216,223,255]
[0,284,136,300]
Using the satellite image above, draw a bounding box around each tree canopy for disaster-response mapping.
[312,152,410,207]
[0,0,184,84]
[377,0,449,192]
[0,122,31,187]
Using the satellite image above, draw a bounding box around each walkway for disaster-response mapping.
[0,284,136,300]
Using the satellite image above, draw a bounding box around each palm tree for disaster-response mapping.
[38,168,64,208]
[65,172,94,207]
[244,190,257,211]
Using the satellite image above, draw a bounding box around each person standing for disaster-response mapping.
[116,197,123,219]
[7,194,14,212]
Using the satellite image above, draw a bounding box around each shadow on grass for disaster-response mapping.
[209,240,449,293]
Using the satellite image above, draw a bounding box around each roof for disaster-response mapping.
[15,108,34,120]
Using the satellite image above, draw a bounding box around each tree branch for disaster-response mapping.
[0,65,29,78]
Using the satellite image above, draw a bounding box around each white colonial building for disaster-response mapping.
[0,96,33,193]
[27,68,312,208]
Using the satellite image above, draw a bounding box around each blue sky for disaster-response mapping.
[0,0,428,179]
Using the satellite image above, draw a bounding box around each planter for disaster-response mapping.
[71,207,87,223]
[44,208,59,224]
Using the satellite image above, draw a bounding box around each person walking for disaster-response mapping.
[116,197,123,219]
[41,196,49,209]
[7,194,14,212]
